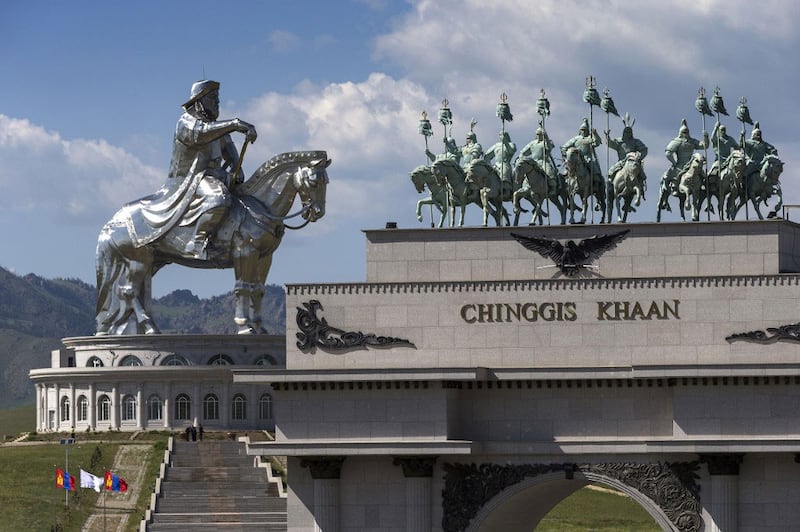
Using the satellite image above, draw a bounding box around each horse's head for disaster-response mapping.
[690,152,705,168]
[761,154,783,184]
[410,165,431,193]
[295,158,329,222]
[728,149,746,173]
[624,151,642,168]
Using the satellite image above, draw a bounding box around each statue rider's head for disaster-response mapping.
[536,126,545,140]
[622,126,633,141]
[579,118,590,137]
[679,119,690,139]
[499,131,511,142]
[445,136,458,154]
[751,126,762,142]
[719,124,727,136]
[184,80,221,121]
[466,131,477,145]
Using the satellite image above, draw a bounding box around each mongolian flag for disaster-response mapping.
[55,468,75,491]
[104,470,128,492]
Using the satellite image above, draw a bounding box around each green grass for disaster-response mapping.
[0,403,35,440]
[0,442,120,531]
[536,485,660,531]
[0,436,167,531]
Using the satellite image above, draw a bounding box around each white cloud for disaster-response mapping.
[0,114,162,222]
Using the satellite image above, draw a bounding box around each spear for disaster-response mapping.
[496,93,513,226]
[438,99,453,226]
[710,87,728,220]
[537,89,552,224]
[736,97,754,220]
[418,110,434,227]
[695,87,713,220]
[584,75,602,223]
[601,88,619,223]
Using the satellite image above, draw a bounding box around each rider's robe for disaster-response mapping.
[125,112,232,247]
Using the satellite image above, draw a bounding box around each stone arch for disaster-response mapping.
[466,471,674,532]
[442,461,700,532]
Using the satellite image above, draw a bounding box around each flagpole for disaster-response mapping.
[53,464,57,532]
[536,90,551,225]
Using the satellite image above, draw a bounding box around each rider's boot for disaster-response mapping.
[185,207,226,259]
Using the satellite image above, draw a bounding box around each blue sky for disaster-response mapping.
[2,0,799,297]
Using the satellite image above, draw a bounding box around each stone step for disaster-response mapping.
[152,511,286,523]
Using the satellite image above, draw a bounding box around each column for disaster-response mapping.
[301,457,345,532]
[88,383,96,431]
[68,384,75,433]
[54,384,61,431]
[163,382,172,430]
[700,453,743,532]
[136,386,144,430]
[192,381,200,427]
[221,380,230,428]
[393,456,436,531]
[36,384,43,432]
[111,384,119,430]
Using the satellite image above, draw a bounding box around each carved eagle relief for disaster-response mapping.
[510,229,630,277]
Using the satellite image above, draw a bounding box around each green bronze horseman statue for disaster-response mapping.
[95,80,331,335]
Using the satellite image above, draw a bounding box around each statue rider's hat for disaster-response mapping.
[183,80,220,108]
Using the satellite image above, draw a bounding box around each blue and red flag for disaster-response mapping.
[55,468,75,491]
[104,470,128,492]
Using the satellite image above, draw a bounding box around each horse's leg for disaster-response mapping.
[480,188,490,227]
[415,198,427,222]
[248,254,273,334]
[232,236,260,334]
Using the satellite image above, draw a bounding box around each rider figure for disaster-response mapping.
[708,122,740,179]
[484,131,516,183]
[461,130,484,167]
[743,122,778,176]
[664,119,708,182]
[425,136,460,164]
[605,117,648,192]
[561,118,603,184]
[518,126,559,192]
[168,80,258,258]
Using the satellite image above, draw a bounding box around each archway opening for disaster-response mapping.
[468,473,670,532]
[536,483,660,531]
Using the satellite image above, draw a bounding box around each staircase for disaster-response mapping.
[147,440,286,531]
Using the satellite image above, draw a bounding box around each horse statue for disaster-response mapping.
[430,159,506,227]
[562,146,606,224]
[410,165,447,228]
[676,152,707,222]
[608,151,644,223]
[95,151,330,335]
[704,149,745,220]
[734,153,784,220]
[464,159,511,226]
[511,157,568,226]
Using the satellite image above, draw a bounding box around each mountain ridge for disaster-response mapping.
[0,266,286,408]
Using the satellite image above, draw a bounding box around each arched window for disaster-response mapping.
[121,395,136,421]
[77,395,88,422]
[253,355,277,366]
[258,393,273,420]
[175,394,191,420]
[97,395,111,421]
[203,394,219,420]
[208,354,234,365]
[162,355,189,366]
[60,396,70,422]
[119,355,143,366]
[147,395,162,421]
[87,357,104,367]
[232,393,247,420]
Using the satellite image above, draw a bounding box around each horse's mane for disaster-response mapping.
[237,150,328,199]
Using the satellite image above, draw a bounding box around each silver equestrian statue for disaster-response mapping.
[96,80,330,335]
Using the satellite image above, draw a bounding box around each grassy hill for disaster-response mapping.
[0,267,285,409]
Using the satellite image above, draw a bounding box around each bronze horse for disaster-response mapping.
[96,151,330,335]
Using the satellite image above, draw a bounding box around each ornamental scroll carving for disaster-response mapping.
[441,461,701,532]
[296,299,416,353]
[726,322,800,344]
